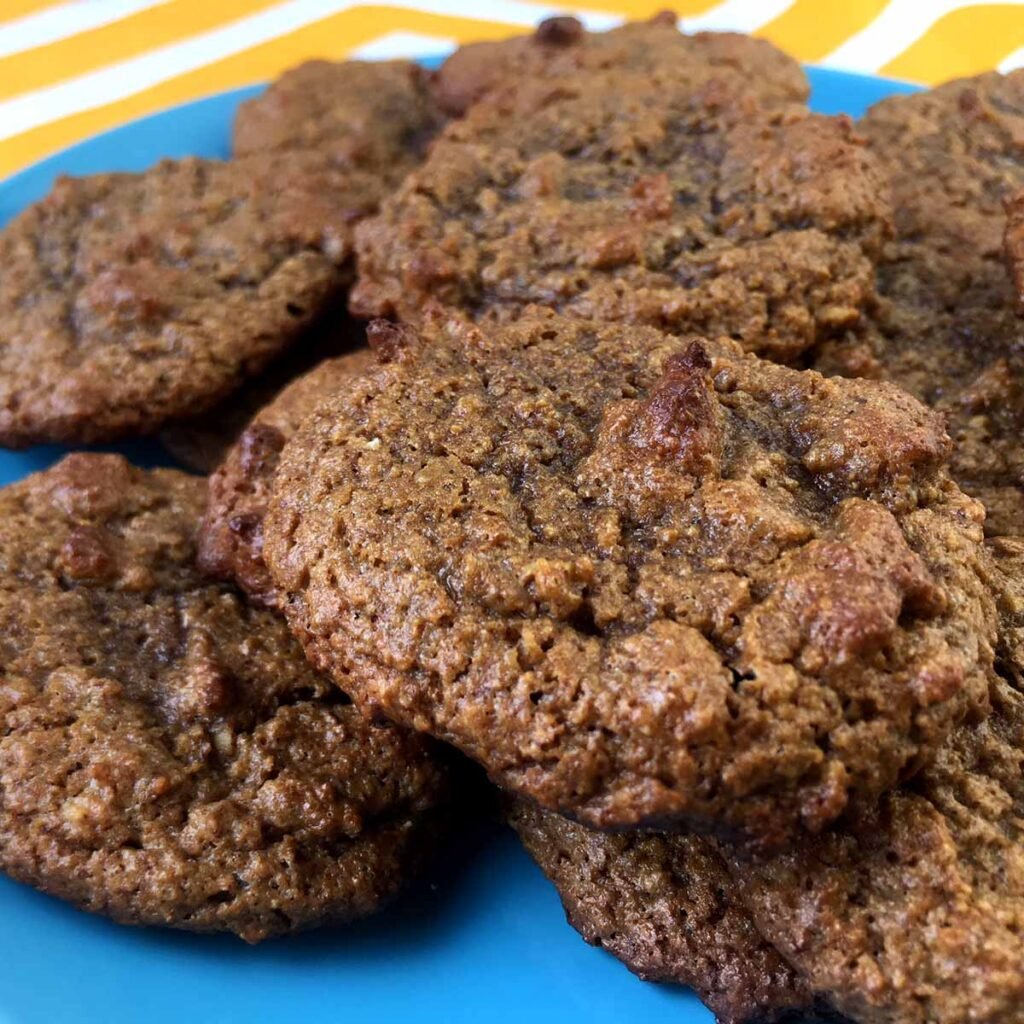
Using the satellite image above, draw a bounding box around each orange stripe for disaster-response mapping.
[756,0,890,63]
[0,0,284,101]
[0,7,545,178]
[883,4,1024,84]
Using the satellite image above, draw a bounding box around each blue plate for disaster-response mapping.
[0,62,919,1024]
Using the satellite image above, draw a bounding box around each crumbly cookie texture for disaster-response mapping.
[0,454,451,941]
[431,13,808,116]
[1004,187,1024,309]
[353,62,888,364]
[508,802,812,1024]
[199,347,379,606]
[815,71,1024,537]
[263,312,996,846]
[0,154,363,446]
[724,670,1024,1024]
[233,58,445,185]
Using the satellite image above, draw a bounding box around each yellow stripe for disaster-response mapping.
[515,0,719,14]
[0,0,284,101]
[883,4,1024,84]
[756,0,890,63]
[0,6,560,178]
[0,0,63,23]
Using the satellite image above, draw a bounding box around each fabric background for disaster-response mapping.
[2,0,1023,178]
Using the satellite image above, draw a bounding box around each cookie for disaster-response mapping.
[815,73,1024,536]
[513,667,1024,1024]
[508,802,812,1024]
[233,58,445,185]
[199,346,379,606]
[0,454,451,941]
[262,312,997,845]
[431,12,808,116]
[989,535,1024,682]
[723,669,1024,1024]
[0,152,366,446]
[352,63,887,364]
[859,70,1024,308]
[161,314,366,474]
[1004,186,1024,309]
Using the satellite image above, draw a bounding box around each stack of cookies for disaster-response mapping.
[0,12,1021,1024]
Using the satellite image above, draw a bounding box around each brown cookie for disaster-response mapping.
[198,346,379,606]
[859,70,1024,308]
[262,312,997,846]
[0,454,451,941]
[1004,186,1024,309]
[431,13,808,116]
[815,72,1024,537]
[233,58,445,184]
[352,63,887,364]
[723,669,1024,1024]
[161,314,366,474]
[988,535,1024,682]
[513,665,1024,1024]
[508,802,812,1024]
[0,153,366,446]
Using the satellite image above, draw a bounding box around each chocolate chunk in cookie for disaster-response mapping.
[0,153,367,446]
[0,454,451,941]
[262,312,996,846]
[353,63,887,364]
[199,347,378,606]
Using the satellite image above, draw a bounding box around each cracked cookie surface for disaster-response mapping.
[0,454,450,941]
[353,62,887,365]
[815,71,1024,537]
[0,153,368,445]
[724,669,1024,1024]
[263,312,996,845]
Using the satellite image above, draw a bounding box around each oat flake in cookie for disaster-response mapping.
[431,12,809,116]
[199,347,379,607]
[0,152,363,447]
[263,312,997,846]
[0,454,451,941]
[352,62,887,365]
[508,802,812,1024]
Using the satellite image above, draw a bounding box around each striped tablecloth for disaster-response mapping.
[2,0,1023,180]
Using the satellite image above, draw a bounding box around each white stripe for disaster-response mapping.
[998,44,1024,72]
[819,0,1024,75]
[680,0,797,34]
[0,0,173,60]
[351,31,456,61]
[0,0,619,144]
